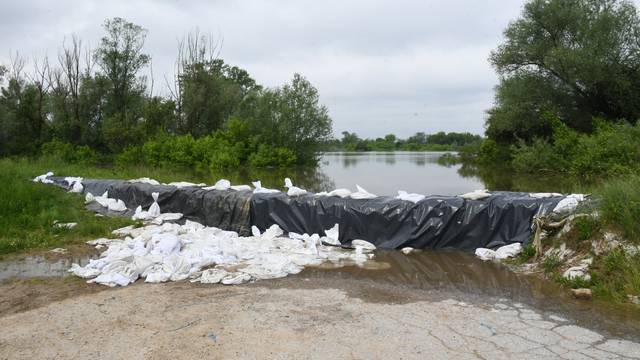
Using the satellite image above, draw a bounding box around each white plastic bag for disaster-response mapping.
[284,178,307,196]
[396,190,425,203]
[351,185,376,199]
[252,180,279,194]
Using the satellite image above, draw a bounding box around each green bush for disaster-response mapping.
[249,144,297,167]
[511,137,566,173]
[507,120,640,177]
[115,145,143,166]
[40,140,99,164]
[477,139,511,164]
[597,175,640,243]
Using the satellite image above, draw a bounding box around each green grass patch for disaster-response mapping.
[591,249,640,301]
[597,175,640,244]
[0,158,135,255]
[542,253,563,274]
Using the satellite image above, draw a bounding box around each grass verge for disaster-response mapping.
[0,158,135,256]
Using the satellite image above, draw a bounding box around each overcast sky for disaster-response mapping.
[0,0,558,137]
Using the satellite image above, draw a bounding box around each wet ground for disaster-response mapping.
[1,247,639,345]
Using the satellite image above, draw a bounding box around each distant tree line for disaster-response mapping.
[0,18,332,168]
[326,131,482,152]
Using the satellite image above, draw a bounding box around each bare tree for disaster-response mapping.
[165,29,223,129]
[26,55,51,130]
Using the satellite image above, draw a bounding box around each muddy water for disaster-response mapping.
[299,251,640,341]
[2,249,639,341]
[0,253,98,282]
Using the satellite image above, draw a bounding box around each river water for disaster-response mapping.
[219,151,580,196]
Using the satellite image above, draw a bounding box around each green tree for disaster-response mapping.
[488,0,640,143]
[241,74,332,164]
[94,17,150,151]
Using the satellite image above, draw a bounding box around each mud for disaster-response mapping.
[1,247,639,344]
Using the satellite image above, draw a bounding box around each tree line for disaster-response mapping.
[0,18,332,168]
[326,131,482,152]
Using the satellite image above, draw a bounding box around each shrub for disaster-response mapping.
[115,145,143,166]
[597,175,640,243]
[40,140,99,164]
[248,144,297,168]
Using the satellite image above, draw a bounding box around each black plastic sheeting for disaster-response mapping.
[250,192,561,251]
[49,177,561,250]
[51,177,253,235]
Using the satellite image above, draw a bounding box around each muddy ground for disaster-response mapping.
[1,250,640,359]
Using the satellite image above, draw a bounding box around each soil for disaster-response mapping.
[1,248,640,359]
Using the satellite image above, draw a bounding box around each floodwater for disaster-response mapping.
[317,152,483,196]
[213,151,582,196]
[2,249,639,341]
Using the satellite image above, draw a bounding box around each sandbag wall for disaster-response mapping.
[250,192,560,251]
[50,178,561,251]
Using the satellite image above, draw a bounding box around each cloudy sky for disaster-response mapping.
[2,0,538,137]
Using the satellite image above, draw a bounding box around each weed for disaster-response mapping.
[542,253,563,274]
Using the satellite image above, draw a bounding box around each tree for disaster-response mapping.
[488,0,640,143]
[171,31,259,137]
[94,17,150,151]
[242,74,332,164]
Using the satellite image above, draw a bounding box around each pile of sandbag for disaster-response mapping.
[69,222,377,287]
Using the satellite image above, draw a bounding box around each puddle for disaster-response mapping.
[1,247,639,341]
[0,254,98,282]
[295,250,640,341]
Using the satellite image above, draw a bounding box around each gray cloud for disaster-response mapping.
[3,0,630,138]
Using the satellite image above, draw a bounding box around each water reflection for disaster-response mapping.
[318,152,484,195]
[457,163,589,194]
[145,151,587,196]
[298,250,640,340]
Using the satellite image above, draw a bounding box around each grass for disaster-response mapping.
[591,250,640,301]
[0,158,136,255]
[542,253,563,274]
[597,175,640,244]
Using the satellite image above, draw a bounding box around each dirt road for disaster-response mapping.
[1,273,639,360]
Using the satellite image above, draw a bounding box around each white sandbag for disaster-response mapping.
[321,224,341,246]
[148,192,161,217]
[128,177,160,185]
[132,192,162,220]
[529,192,563,198]
[475,248,496,261]
[150,213,183,225]
[196,268,230,284]
[203,179,231,191]
[327,189,352,198]
[350,185,377,199]
[494,243,522,259]
[352,239,376,251]
[284,178,307,196]
[107,199,127,212]
[262,224,284,240]
[230,185,251,191]
[65,177,84,193]
[553,194,586,214]
[401,247,414,255]
[252,180,279,194]
[251,225,261,237]
[396,190,425,203]
[70,220,384,287]
[168,181,206,188]
[460,189,491,200]
[33,171,54,184]
[221,272,252,285]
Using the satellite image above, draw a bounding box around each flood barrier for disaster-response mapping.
[50,178,562,251]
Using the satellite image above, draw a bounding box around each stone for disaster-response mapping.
[571,288,592,300]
